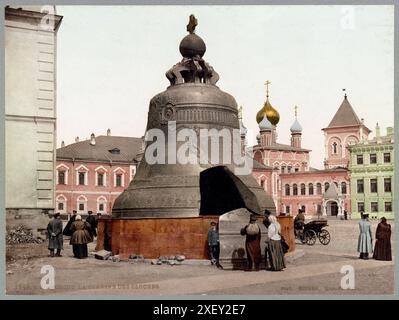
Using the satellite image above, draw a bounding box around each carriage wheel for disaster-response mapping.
[319,229,331,245]
[305,230,317,246]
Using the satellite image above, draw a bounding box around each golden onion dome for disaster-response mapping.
[256,81,280,126]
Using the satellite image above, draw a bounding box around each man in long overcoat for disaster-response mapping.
[86,211,97,238]
[358,213,373,259]
[47,212,63,257]
[240,214,261,271]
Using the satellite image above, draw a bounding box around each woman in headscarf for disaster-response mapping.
[373,217,392,261]
[240,214,262,271]
[70,215,92,259]
[267,215,286,271]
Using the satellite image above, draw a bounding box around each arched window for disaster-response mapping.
[97,196,107,214]
[332,142,338,154]
[293,184,298,196]
[316,183,322,195]
[77,195,88,213]
[285,184,290,196]
[56,195,67,213]
[341,182,347,194]
[300,183,306,195]
[308,183,314,195]
[324,182,330,192]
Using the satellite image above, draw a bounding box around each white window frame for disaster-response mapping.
[96,196,107,214]
[77,195,88,213]
[56,164,70,185]
[56,194,67,214]
[75,164,89,186]
[95,166,108,187]
[113,167,126,187]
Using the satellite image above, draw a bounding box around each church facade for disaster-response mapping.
[244,89,374,218]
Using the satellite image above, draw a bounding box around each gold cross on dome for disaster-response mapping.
[265,80,271,98]
[187,14,198,34]
[294,105,298,118]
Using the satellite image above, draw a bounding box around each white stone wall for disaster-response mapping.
[5,6,61,214]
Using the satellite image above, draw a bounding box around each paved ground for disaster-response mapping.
[6,219,395,296]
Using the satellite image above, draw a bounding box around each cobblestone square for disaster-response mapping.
[6,219,395,295]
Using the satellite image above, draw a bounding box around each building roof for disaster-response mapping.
[57,135,143,164]
[253,142,311,152]
[325,95,368,130]
[362,135,394,146]
[279,167,348,176]
[252,159,272,170]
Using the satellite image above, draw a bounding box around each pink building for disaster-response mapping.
[245,91,368,218]
[322,94,371,169]
[55,131,143,215]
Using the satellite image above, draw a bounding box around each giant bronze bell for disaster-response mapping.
[112,15,276,218]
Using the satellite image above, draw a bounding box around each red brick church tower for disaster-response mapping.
[322,92,371,169]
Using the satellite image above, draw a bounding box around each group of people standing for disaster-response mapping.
[46,210,100,259]
[358,213,392,261]
[240,212,286,272]
[207,211,287,272]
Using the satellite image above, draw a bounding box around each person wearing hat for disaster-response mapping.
[240,214,262,271]
[47,212,63,257]
[207,221,219,265]
[70,214,93,259]
[86,210,97,238]
[357,212,373,259]
[294,209,305,238]
[63,210,77,236]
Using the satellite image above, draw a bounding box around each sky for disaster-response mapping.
[56,5,394,169]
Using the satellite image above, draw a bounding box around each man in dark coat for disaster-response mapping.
[294,209,305,237]
[47,212,63,257]
[240,214,262,271]
[373,217,392,261]
[63,210,77,236]
[86,211,97,238]
[207,221,219,265]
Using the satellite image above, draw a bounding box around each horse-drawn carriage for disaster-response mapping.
[296,219,331,246]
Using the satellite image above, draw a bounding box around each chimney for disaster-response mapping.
[90,133,96,146]
[386,127,393,137]
[75,136,79,143]
[376,123,380,141]
[107,128,111,136]
[61,141,65,148]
